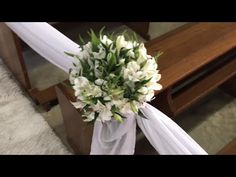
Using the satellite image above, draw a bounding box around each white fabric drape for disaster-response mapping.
[5,22,80,73]
[90,114,137,155]
[6,22,208,155]
[137,103,207,154]
[90,103,207,155]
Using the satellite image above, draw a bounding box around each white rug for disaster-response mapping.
[0,59,71,154]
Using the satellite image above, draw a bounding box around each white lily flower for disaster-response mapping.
[146,82,162,91]
[93,44,106,59]
[133,41,139,47]
[126,41,133,49]
[116,35,133,53]
[71,101,86,109]
[127,61,140,72]
[75,76,90,88]
[127,50,135,58]
[138,87,148,94]
[94,60,102,78]
[116,35,126,52]
[111,99,127,108]
[151,73,161,82]
[139,43,147,55]
[95,78,107,86]
[83,42,93,54]
[84,112,95,122]
[98,108,112,122]
[120,102,133,115]
[142,58,157,71]
[92,85,103,97]
[145,90,155,102]
[100,35,113,46]
[69,69,78,84]
[137,54,147,64]
[104,96,111,101]
[124,61,143,81]
[119,58,125,65]
[93,100,105,112]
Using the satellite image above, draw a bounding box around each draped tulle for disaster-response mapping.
[5,22,208,155]
[5,22,80,73]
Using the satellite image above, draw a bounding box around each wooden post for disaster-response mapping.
[0,23,31,90]
[150,88,176,117]
[56,83,94,155]
[219,75,236,98]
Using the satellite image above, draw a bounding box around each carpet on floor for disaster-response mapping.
[0,59,71,154]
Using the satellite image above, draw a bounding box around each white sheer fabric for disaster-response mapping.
[137,103,207,154]
[90,103,207,155]
[5,22,80,73]
[91,114,137,155]
[6,22,208,155]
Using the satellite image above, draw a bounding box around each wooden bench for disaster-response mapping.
[146,22,236,117]
[55,23,236,154]
[218,138,236,155]
[0,22,150,110]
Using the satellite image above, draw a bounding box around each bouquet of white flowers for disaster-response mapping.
[65,28,162,123]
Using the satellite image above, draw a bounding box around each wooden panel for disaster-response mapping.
[218,138,236,155]
[56,83,94,155]
[173,57,236,114]
[145,23,236,91]
[151,87,175,117]
[0,23,31,89]
[220,75,236,97]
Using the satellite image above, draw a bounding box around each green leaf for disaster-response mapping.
[124,85,132,98]
[121,30,127,36]
[138,109,148,119]
[78,34,85,45]
[140,77,152,85]
[90,29,100,46]
[155,51,163,61]
[133,32,138,42]
[140,60,147,68]
[113,113,123,123]
[64,51,75,58]
[69,68,72,74]
[120,48,131,56]
[99,26,106,36]
[130,101,138,114]
[109,31,115,41]
[110,88,124,95]
[110,53,117,66]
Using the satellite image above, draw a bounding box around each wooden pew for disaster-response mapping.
[56,23,236,154]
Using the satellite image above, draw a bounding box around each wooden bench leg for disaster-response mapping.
[150,88,176,118]
[219,75,236,98]
[55,84,93,155]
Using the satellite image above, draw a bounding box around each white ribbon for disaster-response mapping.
[5,22,208,155]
